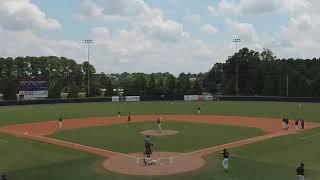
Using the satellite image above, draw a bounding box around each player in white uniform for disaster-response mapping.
[222,149,230,172]
[157,117,162,133]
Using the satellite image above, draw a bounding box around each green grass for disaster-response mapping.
[0,101,320,126]
[2,128,320,180]
[49,121,264,153]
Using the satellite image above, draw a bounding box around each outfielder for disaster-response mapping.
[117,111,121,119]
[197,107,201,114]
[221,149,230,171]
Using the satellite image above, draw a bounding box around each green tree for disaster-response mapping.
[147,75,156,94]
[67,82,79,98]
[165,75,176,95]
[192,79,203,95]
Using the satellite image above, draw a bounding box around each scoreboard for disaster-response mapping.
[18,81,48,100]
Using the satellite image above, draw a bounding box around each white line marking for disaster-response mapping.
[300,132,320,140]
[172,131,290,159]
[0,139,8,144]
[28,133,141,159]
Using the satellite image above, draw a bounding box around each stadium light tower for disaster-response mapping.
[233,38,241,96]
[84,39,93,97]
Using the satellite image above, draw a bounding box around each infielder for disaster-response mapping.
[128,112,131,122]
[296,163,305,180]
[197,107,201,114]
[157,117,162,133]
[295,119,299,130]
[285,118,289,130]
[300,118,305,129]
[117,111,121,119]
[58,114,63,129]
[221,149,230,171]
[282,118,287,130]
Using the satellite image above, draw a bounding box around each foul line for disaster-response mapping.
[300,131,320,140]
[0,139,8,144]
[172,131,291,159]
[32,135,141,160]
[0,129,140,160]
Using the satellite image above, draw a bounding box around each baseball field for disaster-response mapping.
[1,101,320,180]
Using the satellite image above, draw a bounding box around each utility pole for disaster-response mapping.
[286,74,289,97]
[233,38,241,96]
[84,39,93,97]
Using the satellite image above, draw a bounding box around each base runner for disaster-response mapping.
[221,149,230,171]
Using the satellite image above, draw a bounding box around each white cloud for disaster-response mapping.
[208,6,218,16]
[213,0,312,16]
[183,11,201,24]
[0,0,61,30]
[200,24,218,34]
[226,19,259,43]
[276,13,320,58]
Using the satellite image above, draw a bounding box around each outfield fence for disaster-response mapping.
[1,95,320,106]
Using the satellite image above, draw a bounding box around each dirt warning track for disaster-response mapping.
[1,115,319,176]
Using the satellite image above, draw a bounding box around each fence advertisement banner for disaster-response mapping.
[125,96,140,102]
[112,96,120,102]
[184,95,199,101]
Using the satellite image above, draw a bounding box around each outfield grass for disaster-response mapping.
[0,101,319,126]
[50,121,264,153]
[2,128,320,180]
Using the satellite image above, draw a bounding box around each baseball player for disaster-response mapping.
[295,119,299,130]
[117,111,121,119]
[296,163,305,180]
[285,118,289,130]
[197,107,201,114]
[144,135,153,155]
[221,149,230,171]
[282,118,287,130]
[1,174,8,180]
[157,117,162,133]
[128,112,131,122]
[58,114,63,129]
[300,118,305,129]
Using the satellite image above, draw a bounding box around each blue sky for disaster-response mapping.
[0,0,319,74]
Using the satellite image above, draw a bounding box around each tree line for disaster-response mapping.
[1,48,320,100]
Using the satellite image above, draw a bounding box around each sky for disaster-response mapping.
[0,0,320,75]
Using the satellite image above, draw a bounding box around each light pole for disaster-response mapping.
[233,38,241,96]
[84,39,93,97]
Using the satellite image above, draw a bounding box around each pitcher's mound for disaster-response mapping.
[102,152,205,176]
[141,130,179,136]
